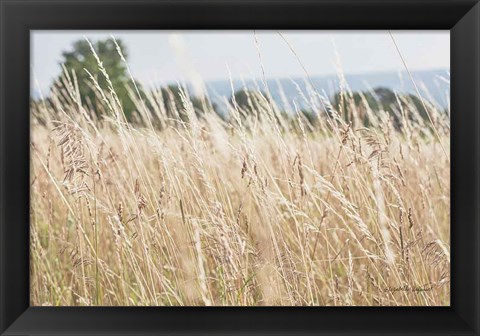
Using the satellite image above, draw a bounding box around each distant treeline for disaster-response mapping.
[33,38,446,131]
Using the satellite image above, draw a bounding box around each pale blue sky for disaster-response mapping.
[31,30,449,95]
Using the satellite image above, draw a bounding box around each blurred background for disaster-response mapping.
[31,30,450,120]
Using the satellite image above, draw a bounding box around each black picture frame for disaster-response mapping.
[1,0,479,335]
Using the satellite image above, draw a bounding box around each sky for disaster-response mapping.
[31,30,449,96]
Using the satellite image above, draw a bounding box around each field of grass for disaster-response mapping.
[30,45,450,306]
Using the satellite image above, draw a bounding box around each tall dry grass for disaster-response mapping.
[30,41,450,306]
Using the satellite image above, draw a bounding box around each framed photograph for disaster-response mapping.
[1,0,479,335]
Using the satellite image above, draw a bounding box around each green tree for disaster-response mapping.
[231,89,268,118]
[332,87,429,130]
[54,39,135,120]
[333,87,387,127]
[299,109,318,127]
[159,84,217,122]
